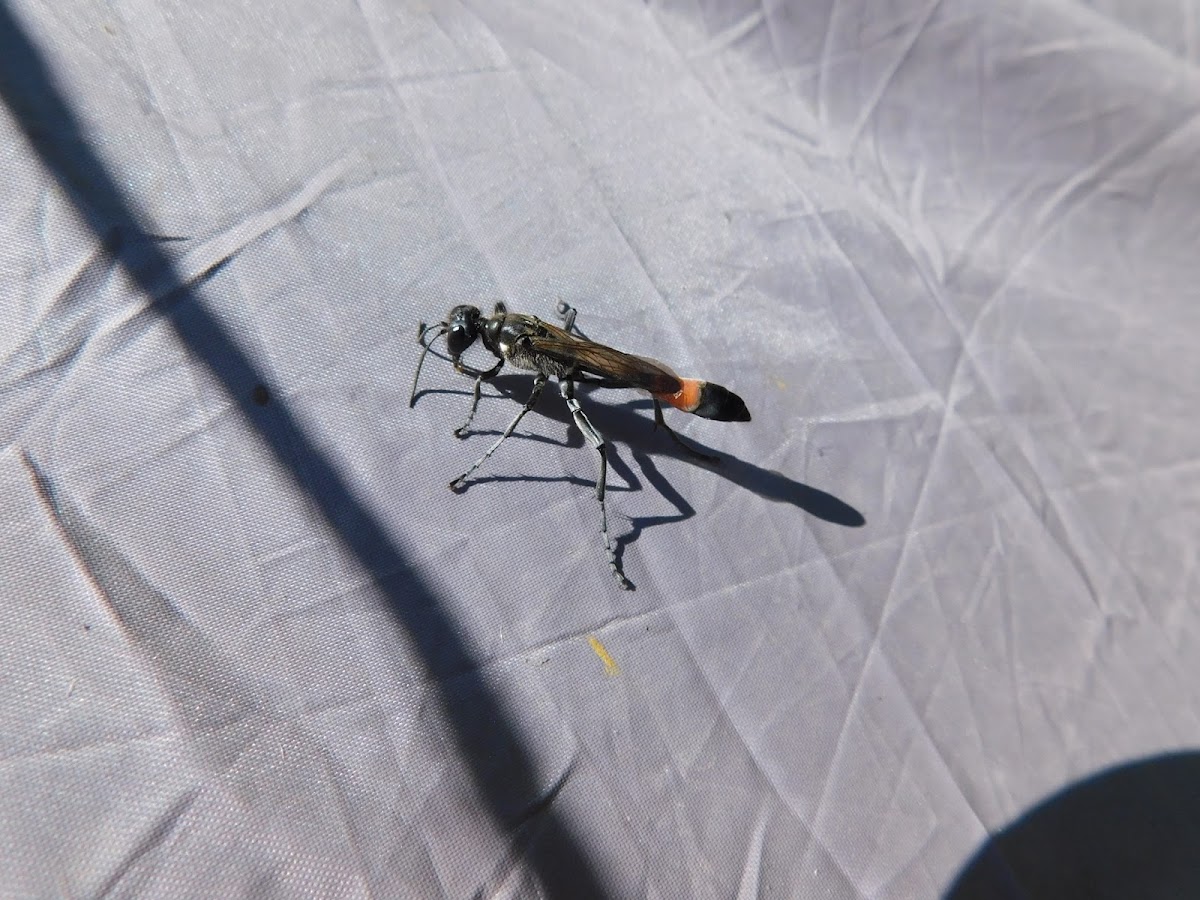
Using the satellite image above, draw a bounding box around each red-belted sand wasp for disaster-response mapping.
[409,301,750,589]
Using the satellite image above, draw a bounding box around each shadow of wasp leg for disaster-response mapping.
[560,379,633,590]
[450,373,547,491]
[653,400,720,464]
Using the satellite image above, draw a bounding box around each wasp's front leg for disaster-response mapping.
[450,373,548,491]
[451,357,504,438]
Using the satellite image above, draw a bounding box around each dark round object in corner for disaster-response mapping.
[946,751,1200,900]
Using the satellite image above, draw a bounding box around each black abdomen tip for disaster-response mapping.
[694,382,751,422]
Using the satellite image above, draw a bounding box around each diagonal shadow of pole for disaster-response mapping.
[0,5,607,897]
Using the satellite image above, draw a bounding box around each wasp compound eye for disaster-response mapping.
[410,299,754,590]
[446,324,472,357]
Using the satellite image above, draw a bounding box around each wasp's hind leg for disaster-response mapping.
[653,400,720,465]
[560,379,632,590]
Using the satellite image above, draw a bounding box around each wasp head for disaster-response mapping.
[445,305,482,358]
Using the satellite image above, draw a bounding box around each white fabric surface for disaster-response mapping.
[2,0,1199,896]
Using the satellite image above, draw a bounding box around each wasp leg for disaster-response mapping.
[456,374,499,436]
[450,374,547,491]
[653,400,720,465]
[560,379,632,590]
[555,299,578,334]
[453,376,484,438]
[450,358,504,438]
[453,356,503,381]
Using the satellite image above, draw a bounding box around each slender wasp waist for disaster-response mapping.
[410,300,749,589]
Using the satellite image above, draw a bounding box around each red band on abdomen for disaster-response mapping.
[652,379,703,413]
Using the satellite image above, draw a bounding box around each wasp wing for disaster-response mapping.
[526,326,682,394]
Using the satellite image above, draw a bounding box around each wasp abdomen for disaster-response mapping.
[693,381,751,422]
[655,379,751,422]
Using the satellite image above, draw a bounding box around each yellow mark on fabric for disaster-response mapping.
[587,636,620,676]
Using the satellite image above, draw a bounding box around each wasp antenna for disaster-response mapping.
[410,324,447,408]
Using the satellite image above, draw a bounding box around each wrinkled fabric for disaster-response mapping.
[2,0,1199,896]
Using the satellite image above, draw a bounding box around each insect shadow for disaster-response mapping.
[416,372,866,576]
